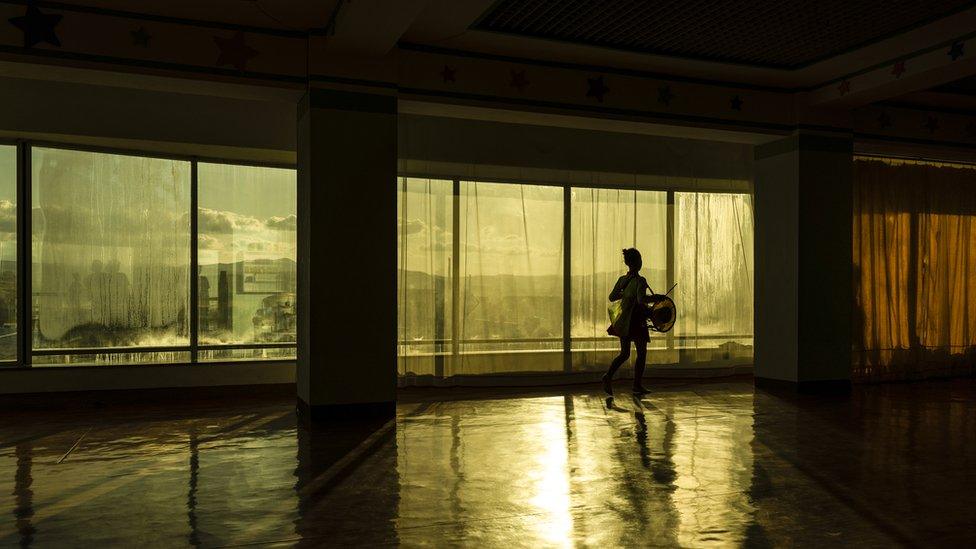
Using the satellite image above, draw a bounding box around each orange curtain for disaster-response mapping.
[854,158,976,381]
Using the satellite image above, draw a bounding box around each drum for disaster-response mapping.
[644,294,677,333]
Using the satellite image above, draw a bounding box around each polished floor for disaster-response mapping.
[2,378,975,547]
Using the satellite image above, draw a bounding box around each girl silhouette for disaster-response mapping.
[603,248,651,396]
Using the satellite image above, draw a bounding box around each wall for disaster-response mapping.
[399,114,754,185]
[0,361,294,394]
[0,75,297,163]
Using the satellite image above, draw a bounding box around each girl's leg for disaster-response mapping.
[603,338,631,394]
[633,339,649,393]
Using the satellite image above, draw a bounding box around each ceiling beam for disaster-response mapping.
[322,0,434,56]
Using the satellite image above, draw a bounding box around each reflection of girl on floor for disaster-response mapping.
[603,248,651,396]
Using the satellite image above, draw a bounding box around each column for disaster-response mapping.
[753,131,853,392]
[297,87,397,419]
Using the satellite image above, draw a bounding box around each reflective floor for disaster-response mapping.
[2,378,976,547]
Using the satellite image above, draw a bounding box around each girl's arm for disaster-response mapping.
[609,276,629,302]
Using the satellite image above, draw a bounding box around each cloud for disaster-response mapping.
[0,200,14,234]
[404,218,426,236]
[198,233,223,250]
[265,214,297,231]
[198,207,263,234]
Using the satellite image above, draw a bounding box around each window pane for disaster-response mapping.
[458,181,563,363]
[571,188,666,356]
[31,148,191,361]
[0,146,15,361]
[197,163,297,348]
[674,192,754,359]
[397,177,453,377]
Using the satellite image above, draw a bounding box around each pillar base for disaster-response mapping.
[755,377,852,395]
[296,398,396,422]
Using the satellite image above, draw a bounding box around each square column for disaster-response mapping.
[754,131,853,392]
[297,88,397,419]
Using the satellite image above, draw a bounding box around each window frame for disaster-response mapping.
[396,173,755,374]
[1,138,296,369]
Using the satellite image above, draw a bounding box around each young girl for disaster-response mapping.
[603,248,651,396]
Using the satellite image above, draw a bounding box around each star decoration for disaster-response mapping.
[967,120,976,138]
[838,80,851,95]
[891,60,906,78]
[213,31,258,71]
[948,41,965,61]
[730,95,743,111]
[440,65,456,83]
[877,111,892,129]
[8,4,62,48]
[586,76,609,102]
[131,26,151,48]
[923,116,939,133]
[657,85,674,107]
[510,69,528,92]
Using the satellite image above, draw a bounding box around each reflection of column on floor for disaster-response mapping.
[15,442,36,547]
[186,431,200,548]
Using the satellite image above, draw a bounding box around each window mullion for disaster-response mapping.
[17,142,31,368]
[563,185,572,372]
[189,159,199,364]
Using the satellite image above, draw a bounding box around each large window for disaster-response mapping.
[32,148,191,365]
[674,192,754,361]
[0,144,300,368]
[397,177,754,379]
[197,163,297,361]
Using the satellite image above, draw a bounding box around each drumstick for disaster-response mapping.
[664,283,677,296]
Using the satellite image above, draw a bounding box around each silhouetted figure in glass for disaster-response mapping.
[199,275,211,333]
[67,272,84,328]
[105,259,130,328]
[86,259,107,326]
[603,248,651,396]
[217,270,232,332]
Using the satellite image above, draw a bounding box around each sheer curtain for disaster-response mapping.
[397,177,453,378]
[674,192,754,364]
[455,181,564,375]
[570,187,667,371]
[854,157,976,380]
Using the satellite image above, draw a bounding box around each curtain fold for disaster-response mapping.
[854,158,976,381]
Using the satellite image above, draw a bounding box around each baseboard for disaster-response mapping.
[0,382,295,410]
[399,364,754,388]
[0,360,296,395]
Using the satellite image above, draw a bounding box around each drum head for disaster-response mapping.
[645,295,676,333]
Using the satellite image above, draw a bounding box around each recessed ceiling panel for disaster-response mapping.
[473,0,976,69]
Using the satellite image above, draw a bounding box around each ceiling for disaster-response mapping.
[472,0,976,69]
[884,74,976,115]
